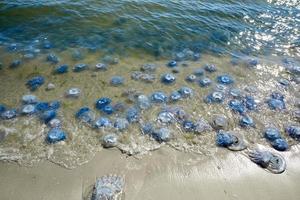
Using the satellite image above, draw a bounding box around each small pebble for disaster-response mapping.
[46,83,55,91]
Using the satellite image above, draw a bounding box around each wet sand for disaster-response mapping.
[1,145,300,200]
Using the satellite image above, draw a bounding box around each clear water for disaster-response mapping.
[0,0,299,169]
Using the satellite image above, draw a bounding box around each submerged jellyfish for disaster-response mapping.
[114,118,129,131]
[229,88,242,98]
[73,63,88,72]
[151,91,168,103]
[248,149,286,174]
[271,138,289,151]
[46,53,59,64]
[54,64,68,74]
[48,118,62,128]
[178,87,193,98]
[204,91,225,104]
[40,110,56,124]
[91,175,124,200]
[186,74,197,82]
[141,122,154,135]
[95,63,108,71]
[94,117,112,128]
[102,134,118,148]
[239,116,255,127]
[193,118,212,134]
[0,104,6,113]
[157,111,175,124]
[22,94,38,104]
[167,60,177,67]
[217,75,234,85]
[75,107,95,124]
[126,107,140,123]
[267,92,286,110]
[46,128,66,144]
[193,68,204,76]
[247,59,258,68]
[267,99,286,110]
[199,77,212,87]
[244,96,257,110]
[35,102,50,112]
[216,131,246,151]
[137,95,151,110]
[285,125,300,140]
[212,115,228,130]
[169,91,182,102]
[216,131,234,147]
[26,76,45,91]
[96,97,112,110]
[151,127,171,142]
[161,73,176,84]
[9,60,21,68]
[228,99,246,114]
[141,63,157,72]
[101,105,114,115]
[21,104,36,115]
[264,128,281,141]
[1,109,17,120]
[110,76,124,86]
[204,64,217,72]
[182,120,195,132]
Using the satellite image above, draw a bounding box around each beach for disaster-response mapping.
[1,145,300,200]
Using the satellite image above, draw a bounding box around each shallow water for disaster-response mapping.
[0,0,299,169]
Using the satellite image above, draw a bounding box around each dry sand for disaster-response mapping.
[1,145,300,200]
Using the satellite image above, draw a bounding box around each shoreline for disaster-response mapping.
[1,145,300,200]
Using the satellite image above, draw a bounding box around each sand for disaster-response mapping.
[1,145,300,200]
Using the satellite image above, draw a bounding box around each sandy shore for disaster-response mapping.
[1,145,300,200]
